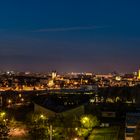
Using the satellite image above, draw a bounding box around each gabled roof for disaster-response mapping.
[33,94,89,113]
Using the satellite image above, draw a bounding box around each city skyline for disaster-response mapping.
[0,0,140,73]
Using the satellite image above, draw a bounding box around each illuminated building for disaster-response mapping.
[115,76,121,81]
[47,80,54,87]
[52,71,57,79]
[137,69,140,79]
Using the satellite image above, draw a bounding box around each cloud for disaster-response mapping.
[34,25,106,32]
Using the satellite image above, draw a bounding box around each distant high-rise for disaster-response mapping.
[137,69,140,79]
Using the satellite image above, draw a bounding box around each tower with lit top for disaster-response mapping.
[137,69,140,79]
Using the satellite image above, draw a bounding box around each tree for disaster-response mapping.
[77,114,99,140]
[27,113,49,140]
[0,111,9,139]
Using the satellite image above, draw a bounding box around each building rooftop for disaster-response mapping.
[33,94,89,113]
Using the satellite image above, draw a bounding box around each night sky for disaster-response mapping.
[0,0,140,73]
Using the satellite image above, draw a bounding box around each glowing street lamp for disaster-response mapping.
[81,116,89,124]
[40,114,45,119]
[21,98,24,102]
[8,99,12,104]
[40,114,46,121]
[0,112,6,117]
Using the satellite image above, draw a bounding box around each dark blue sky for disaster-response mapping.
[0,0,140,73]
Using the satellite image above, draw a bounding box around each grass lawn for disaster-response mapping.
[88,126,120,140]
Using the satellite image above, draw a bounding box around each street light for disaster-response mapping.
[81,116,89,124]
[0,112,6,118]
[8,99,12,104]
[21,98,24,102]
[40,114,46,120]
